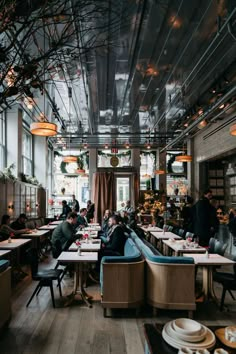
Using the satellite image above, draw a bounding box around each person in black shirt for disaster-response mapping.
[60,200,72,219]
[11,213,28,230]
[86,200,95,222]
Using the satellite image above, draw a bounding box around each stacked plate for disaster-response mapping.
[162,318,216,350]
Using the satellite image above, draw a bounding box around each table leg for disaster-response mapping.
[202,266,218,302]
[78,263,92,307]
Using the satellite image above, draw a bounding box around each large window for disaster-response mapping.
[0,112,5,170]
[22,128,32,175]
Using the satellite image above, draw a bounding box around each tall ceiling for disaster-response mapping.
[1,0,236,150]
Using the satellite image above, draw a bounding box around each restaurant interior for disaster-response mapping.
[0,0,236,353]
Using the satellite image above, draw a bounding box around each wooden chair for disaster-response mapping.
[26,249,63,308]
[213,263,236,311]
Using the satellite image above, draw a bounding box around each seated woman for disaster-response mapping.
[0,214,30,241]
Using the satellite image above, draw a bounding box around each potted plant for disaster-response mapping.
[76,156,85,174]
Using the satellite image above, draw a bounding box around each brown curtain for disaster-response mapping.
[92,172,115,224]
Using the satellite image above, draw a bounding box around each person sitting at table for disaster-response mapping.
[90,215,127,279]
[76,208,88,230]
[51,212,78,257]
[124,200,134,214]
[99,209,112,241]
[86,200,95,222]
[0,214,30,241]
[10,213,28,230]
[60,200,72,219]
[101,215,127,256]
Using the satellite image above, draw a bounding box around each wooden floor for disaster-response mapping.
[0,257,236,354]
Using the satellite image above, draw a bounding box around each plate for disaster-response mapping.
[169,321,207,343]
[162,322,216,350]
[215,328,236,349]
[173,318,202,336]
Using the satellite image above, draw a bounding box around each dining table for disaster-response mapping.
[162,239,206,256]
[69,239,101,252]
[57,251,98,307]
[150,231,181,250]
[183,253,235,301]
[20,229,50,246]
[49,220,63,225]
[144,323,236,354]
[38,224,58,231]
[0,249,11,259]
[0,238,32,276]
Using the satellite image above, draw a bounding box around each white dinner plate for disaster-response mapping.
[169,321,207,343]
[162,322,215,350]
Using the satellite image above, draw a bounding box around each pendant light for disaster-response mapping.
[30,26,57,137]
[63,89,77,163]
[175,154,192,162]
[230,124,236,136]
[155,168,165,175]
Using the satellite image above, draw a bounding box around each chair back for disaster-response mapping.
[178,229,185,238]
[208,237,227,256]
[27,248,38,276]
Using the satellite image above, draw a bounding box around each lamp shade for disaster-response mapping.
[230,124,236,136]
[63,156,77,163]
[155,169,165,175]
[30,122,57,136]
[175,154,192,162]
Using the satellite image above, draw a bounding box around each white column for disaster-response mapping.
[6,106,22,178]
[34,136,48,187]
[89,148,97,200]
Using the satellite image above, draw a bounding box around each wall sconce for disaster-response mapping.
[8,204,14,210]
[36,203,39,208]
[26,204,30,209]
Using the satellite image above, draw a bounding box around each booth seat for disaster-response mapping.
[129,230,196,317]
[0,260,11,331]
[100,237,144,317]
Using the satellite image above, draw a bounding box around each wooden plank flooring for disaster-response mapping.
[0,258,236,354]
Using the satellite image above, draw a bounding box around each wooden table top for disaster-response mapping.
[183,253,236,266]
[0,238,32,249]
[57,251,98,263]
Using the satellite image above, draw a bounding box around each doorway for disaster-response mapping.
[116,176,130,211]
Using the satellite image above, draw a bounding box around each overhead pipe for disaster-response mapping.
[118,0,149,122]
[150,6,236,131]
[160,85,236,152]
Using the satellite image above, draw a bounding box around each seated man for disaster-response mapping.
[11,213,28,230]
[76,208,88,229]
[51,212,78,257]
[100,214,127,257]
[60,200,72,219]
